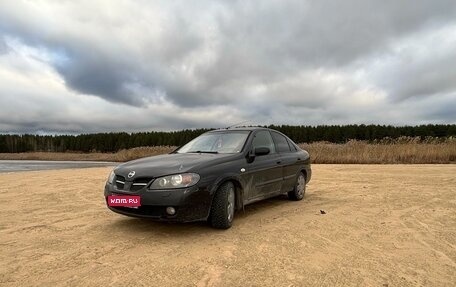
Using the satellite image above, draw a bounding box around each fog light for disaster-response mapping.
[166,207,176,215]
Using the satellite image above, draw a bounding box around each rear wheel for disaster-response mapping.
[209,182,235,229]
[288,172,306,201]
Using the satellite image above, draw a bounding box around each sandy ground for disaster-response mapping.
[0,165,455,287]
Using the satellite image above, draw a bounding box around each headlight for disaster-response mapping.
[149,173,200,189]
[107,170,115,184]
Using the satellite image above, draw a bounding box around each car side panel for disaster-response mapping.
[240,153,283,202]
[280,150,311,192]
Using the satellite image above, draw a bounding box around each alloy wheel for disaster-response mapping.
[227,187,235,222]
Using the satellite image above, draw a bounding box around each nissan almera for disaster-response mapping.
[104,127,311,229]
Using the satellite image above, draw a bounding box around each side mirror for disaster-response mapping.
[254,147,270,156]
[246,146,270,163]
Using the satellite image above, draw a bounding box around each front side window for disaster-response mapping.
[251,131,276,153]
[177,132,249,154]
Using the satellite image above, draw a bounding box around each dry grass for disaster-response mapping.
[300,141,456,164]
[0,139,454,164]
[0,146,175,162]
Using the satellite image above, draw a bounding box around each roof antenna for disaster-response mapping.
[225,120,251,129]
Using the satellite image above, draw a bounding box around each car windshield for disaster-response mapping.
[177,131,249,154]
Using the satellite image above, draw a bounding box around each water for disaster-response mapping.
[0,160,117,173]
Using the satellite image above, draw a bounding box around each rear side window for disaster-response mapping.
[252,131,276,153]
[287,139,298,151]
[271,132,291,153]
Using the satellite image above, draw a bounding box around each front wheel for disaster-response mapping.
[288,172,306,201]
[209,182,235,229]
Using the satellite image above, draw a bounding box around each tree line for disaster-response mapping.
[0,124,455,153]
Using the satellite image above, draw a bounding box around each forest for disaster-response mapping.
[0,124,455,153]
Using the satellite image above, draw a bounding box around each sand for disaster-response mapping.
[0,165,455,286]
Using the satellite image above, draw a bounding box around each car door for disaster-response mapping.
[271,131,300,192]
[243,130,283,202]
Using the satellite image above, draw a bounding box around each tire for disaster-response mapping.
[209,182,236,229]
[288,172,306,201]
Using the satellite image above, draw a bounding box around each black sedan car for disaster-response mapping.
[104,127,311,229]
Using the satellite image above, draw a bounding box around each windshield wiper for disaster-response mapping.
[187,150,219,154]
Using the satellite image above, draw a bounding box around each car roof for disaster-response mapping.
[208,126,270,132]
[208,127,290,135]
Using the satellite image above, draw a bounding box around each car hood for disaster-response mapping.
[114,153,235,179]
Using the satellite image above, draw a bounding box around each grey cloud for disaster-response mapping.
[2,1,456,108]
[0,1,456,133]
[0,36,7,54]
[212,1,456,70]
[378,50,456,101]
[173,0,456,108]
[355,22,456,103]
[55,53,146,106]
[399,93,456,123]
[431,100,456,122]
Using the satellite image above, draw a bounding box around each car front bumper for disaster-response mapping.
[104,183,212,222]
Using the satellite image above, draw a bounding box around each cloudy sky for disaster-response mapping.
[1,0,456,134]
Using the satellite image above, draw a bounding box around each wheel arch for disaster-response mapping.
[300,169,307,180]
[210,175,245,212]
[299,165,311,184]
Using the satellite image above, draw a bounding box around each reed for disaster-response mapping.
[300,139,455,164]
[0,137,454,164]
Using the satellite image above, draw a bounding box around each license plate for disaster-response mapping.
[107,195,141,208]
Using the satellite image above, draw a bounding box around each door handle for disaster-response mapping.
[276,161,282,164]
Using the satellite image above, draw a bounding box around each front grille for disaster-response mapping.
[130,177,153,192]
[115,175,126,190]
[114,175,153,191]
